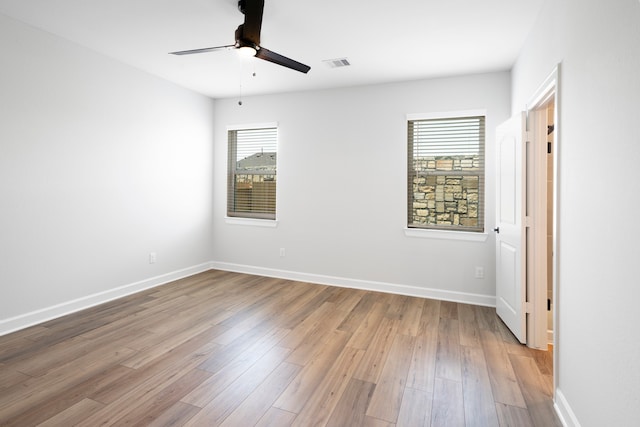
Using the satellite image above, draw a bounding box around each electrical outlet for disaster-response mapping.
[475,266,484,279]
[279,248,285,257]
[149,252,157,264]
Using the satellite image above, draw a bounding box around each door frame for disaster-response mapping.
[525,65,559,390]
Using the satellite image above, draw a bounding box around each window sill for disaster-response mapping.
[225,217,279,228]
[404,227,488,242]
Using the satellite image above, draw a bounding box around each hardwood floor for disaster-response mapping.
[0,270,561,426]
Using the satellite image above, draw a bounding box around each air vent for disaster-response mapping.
[322,57,351,68]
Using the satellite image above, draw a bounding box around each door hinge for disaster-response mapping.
[524,216,532,228]
[525,131,532,142]
[525,302,533,313]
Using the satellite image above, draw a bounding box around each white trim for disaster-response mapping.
[527,68,558,112]
[225,217,279,227]
[404,227,488,242]
[226,121,278,131]
[226,123,279,223]
[0,262,212,337]
[1,259,497,336]
[555,388,582,427]
[210,261,496,307]
[406,109,487,121]
[525,66,560,400]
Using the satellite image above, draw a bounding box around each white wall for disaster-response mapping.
[0,14,215,333]
[211,72,510,304]
[512,0,640,425]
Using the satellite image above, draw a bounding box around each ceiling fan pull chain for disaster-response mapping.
[238,54,243,106]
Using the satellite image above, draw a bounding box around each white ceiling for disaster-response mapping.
[0,0,545,99]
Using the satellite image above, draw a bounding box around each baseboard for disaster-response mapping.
[1,261,496,337]
[555,388,581,427]
[0,262,212,336]
[210,261,496,307]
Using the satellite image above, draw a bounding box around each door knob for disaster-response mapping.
[493,227,500,233]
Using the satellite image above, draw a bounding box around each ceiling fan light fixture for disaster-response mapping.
[238,45,257,57]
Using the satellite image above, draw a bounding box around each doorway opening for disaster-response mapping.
[527,96,556,348]
[545,102,555,345]
[525,67,558,362]
[495,66,559,395]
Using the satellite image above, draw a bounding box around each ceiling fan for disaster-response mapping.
[170,0,310,74]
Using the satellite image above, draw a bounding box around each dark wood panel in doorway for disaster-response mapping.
[0,270,561,426]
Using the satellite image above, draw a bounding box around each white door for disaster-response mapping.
[495,113,527,343]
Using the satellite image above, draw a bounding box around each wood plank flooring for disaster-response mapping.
[0,270,561,426]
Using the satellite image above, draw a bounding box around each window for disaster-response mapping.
[407,114,485,232]
[227,125,278,220]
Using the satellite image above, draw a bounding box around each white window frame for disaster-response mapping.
[226,122,278,225]
[405,110,488,242]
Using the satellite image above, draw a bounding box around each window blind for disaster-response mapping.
[407,116,485,232]
[227,127,278,219]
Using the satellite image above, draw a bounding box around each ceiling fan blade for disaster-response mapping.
[240,0,264,45]
[169,45,235,55]
[255,47,310,73]
[172,1,311,76]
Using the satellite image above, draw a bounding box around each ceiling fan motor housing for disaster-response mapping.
[234,25,257,50]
